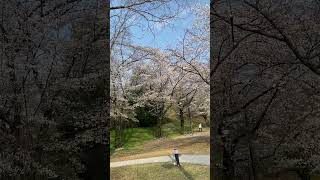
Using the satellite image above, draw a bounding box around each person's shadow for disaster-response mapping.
[178,165,194,180]
[163,155,194,180]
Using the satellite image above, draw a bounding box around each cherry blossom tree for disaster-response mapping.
[211,0,320,179]
[110,0,190,141]
[0,0,109,179]
[164,3,210,134]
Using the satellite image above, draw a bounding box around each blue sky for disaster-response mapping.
[130,0,209,50]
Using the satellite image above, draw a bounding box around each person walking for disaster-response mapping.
[173,148,181,166]
[199,123,202,132]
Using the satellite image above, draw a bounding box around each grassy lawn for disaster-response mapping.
[110,163,209,180]
[111,162,320,180]
[161,122,181,138]
[111,141,209,161]
[110,127,156,153]
[110,109,210,160]
[111,129,210,161]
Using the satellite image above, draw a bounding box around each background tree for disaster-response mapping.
[110,0,190,142]
[0,0,108,179]
[211,0,320,179]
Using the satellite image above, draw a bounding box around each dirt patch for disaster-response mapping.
[143,135,209,150]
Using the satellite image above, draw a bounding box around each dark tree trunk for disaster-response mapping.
[210,111,224,180]
[296,169,311,180]
[222,145,235,180]
[210,0,225,178]
[156,117,162,138]
[79,143,108,180]
[188,107,193,134]
[202,115,208,126]
[115,121,123,148]
[249,142,257,180]
[179,108,184,134]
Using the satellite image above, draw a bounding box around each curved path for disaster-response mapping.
[110,154,209,168]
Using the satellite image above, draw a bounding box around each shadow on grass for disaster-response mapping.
[163,155,194,180]
[168,155,175,163]
[160,163,194,180]
[160,155,176,169]
[161,163,175,169]
[178,165,194,180]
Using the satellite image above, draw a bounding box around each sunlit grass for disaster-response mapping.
[110,163,209,180]
[110,127,156,153]
[110,110,210,158]
[111,142,209,162]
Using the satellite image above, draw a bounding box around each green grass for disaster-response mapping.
[110,122,182,154]
[110,108,209,154]
[162,109,209,137]
[110,163,209,180]
[111,162,319,180]
[110,127,156,153]
[161,121,199,137]
[161,121,181,138]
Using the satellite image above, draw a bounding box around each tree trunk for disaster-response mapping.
[222,147,235,180]
[211,110,224,180]
[210,0,226,178]
[115,120,123,148]
[179,108,184,134]
[249,141,257,180]
[188,107,193,135]
[202,115,208,126]
[79,143,108,180]
[157,116,162,138]
[296,169,311,180]
[155,107,164,138]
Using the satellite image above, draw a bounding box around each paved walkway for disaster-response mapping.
[110,154,209,168]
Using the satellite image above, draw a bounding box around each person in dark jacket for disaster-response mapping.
[173,148,181,166]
